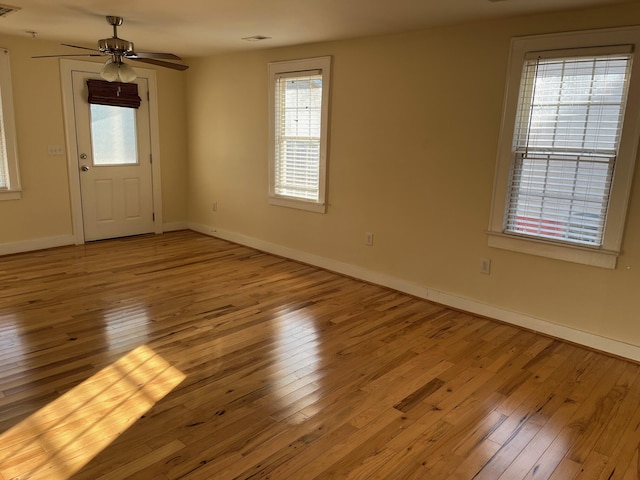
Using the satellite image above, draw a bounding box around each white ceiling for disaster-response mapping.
[0,0,635,59]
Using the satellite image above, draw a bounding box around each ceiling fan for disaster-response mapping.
[33,16,189,82]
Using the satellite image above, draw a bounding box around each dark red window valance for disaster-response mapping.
[87,79,141,109]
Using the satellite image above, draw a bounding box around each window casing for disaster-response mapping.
[268,56,331,213]
[488,28,640,268]
[0,48,20,200]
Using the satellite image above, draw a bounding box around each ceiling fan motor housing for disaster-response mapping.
[99,37,134,55]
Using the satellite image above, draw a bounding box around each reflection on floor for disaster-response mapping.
[2,231,640,479]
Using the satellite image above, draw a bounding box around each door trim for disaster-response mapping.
[60,59,163,244]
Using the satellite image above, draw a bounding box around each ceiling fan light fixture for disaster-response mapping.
[118,62,137,83]
[100,58,137,83]
[100,58,119,82]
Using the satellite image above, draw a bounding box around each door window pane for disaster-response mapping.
[90,104,138,165]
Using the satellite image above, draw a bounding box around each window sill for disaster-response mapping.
[268,195,326,213]
[0,189,21,201]
[487,232,618,269]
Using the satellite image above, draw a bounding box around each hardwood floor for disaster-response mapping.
[0,230,639,479]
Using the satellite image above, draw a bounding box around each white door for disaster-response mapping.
[71,71,155,241]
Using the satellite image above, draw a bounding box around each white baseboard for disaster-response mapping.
[0,234,76,257]
[163,221,189,232]
[189,222,640,362]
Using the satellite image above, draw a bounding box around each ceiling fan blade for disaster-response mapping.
[61,43,100,53]
[129,57,189,71]
[32,53,103,58]
[127,52,182,61]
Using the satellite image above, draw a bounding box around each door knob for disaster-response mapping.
[81,165,90,172]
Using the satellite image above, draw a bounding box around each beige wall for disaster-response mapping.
[0,34,188,244]
[1,4,638,352]
[186,3,640,347]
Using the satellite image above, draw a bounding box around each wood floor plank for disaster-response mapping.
[548,458,582,479]
[95,440,185,480]
[0,231,639,479]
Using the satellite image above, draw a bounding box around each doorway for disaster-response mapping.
[61,60,163,243]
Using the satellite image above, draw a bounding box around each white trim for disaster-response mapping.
[0,48,21,195]
[488,26,640,268]
[146,73,164,234]
[424,290,640,362]
[163,221,188,232]
[268,56,331,213]
[60,61,85,244]
[0,234,75,256]
[0,190,20,200]
[59,59,163,244]
[268,196,326,213]
[189,221,640,362]
[487,232,618,269]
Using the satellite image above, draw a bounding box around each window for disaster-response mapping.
[90,105,138,165]
[488,28,640,268]
[87,79,140,166]
[268,56,331,213]
[0,48,20,200]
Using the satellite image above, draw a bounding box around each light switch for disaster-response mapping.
[48,145,65,156]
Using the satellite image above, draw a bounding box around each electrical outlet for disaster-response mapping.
[480,258,491,275]
[365,232,374,246]
[212,201,218,212]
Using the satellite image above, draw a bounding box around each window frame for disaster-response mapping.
[0,48,20,200]
[488,27,640,269]
[268,56,331,213]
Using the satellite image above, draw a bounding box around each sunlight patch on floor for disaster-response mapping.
[0,344,185,480]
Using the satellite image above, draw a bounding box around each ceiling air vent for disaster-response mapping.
[241,35,272,42]
[0,4,20,17]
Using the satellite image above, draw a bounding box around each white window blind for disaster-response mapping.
[274,71,322,202]
[505,52,632,246]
